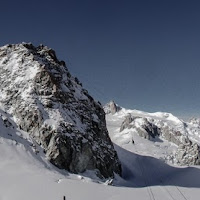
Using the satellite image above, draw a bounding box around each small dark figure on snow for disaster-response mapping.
[132,139,134,144]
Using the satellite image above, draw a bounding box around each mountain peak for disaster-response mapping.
[0,43,121,178]
[1,42,66,66]
[104,100,121,114]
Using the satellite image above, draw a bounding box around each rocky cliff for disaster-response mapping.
[0,43,121,178]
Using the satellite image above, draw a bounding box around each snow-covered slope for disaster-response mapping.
[0,44,200,199]
[1,101,200,200]
[106,106,178,162]
[104,102,200,199]
[105,101,200,166]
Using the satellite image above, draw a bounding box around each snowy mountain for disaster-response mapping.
[0,98,200,200]
[0,44,200,200]
[104,101,200,165]
[104,100,121,114]
[0,43,121,178]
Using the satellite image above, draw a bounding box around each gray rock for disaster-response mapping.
[138,118,161,139]
[160,126,181,146]
[120,116,160,139]
[119,114,133,132]
[0,43,121,178]
[176,142,200,165]
[104,101,121,114]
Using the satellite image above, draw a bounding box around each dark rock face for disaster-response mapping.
[0,43,121,178]
[138,119,161,139]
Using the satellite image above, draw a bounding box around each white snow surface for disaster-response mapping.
[0,105,200,200]
[116,107,200,145]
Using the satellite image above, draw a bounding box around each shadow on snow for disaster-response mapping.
[114,143,200,188]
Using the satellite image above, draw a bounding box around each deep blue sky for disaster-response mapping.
[1,0,200,119]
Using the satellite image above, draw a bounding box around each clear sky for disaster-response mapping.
[1,0,200,119]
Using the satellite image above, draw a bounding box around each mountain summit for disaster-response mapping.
[104,100,121,114]
[0,43,121,178]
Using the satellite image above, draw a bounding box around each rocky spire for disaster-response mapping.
[104,100,121,114]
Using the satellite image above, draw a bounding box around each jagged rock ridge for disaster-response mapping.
[0,43,121,178]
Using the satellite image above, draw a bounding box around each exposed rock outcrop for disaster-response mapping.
[104,101,121,114]
[176,141,200,165]
[0,43,121,178]
[119,114,133,132]
[160,126,182,146]
[120,115,160,139]
[119,112,200,166]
